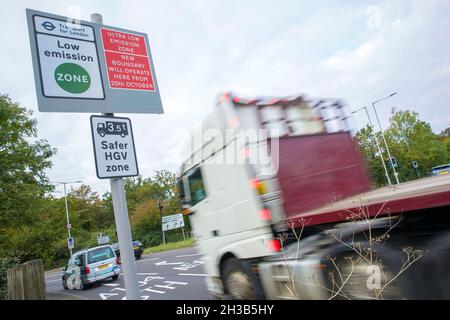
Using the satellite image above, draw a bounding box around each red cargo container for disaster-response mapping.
[276,132,372,225]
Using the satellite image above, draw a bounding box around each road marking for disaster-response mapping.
[178,273,207,277]
[155,260,185,266]
[141,287,165,294]
[99,292,119,300]
[176,253,202,258]
[102,283,120,287]
[119,272,159,276]
[45,279,61,283]
[45,274,61,279]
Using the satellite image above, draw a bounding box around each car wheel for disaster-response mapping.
[79,280,87,290]
[136,254,142,260]
[62,278,68,290]
[112,275,119,281]
[222,258,265,300]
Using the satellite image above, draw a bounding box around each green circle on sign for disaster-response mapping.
[54,63,91,94]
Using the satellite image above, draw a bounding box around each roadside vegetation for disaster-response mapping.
[143,238,194,255]
[354,108,450,187]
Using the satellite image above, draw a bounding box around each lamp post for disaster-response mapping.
[372,92,400,184]
[352,106,392,185]
[51,180,83,256]
[158,200,165,245]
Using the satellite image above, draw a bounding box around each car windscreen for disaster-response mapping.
[87,247,114,264]
[432,164,450,172]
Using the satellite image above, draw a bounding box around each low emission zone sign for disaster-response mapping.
[26,9,163,114]
[90,115,139,179]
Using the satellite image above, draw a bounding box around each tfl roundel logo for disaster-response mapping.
[41,21,56,31]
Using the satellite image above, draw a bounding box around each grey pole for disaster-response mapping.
[91,12,140,301]
[353,107,392,186]
[109,178,140,300]
[63,183,73,256]
[371,93,400,184]
[51,180,82,255]
[158,200,166,245]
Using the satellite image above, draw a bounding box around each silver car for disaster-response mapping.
[62,245,120,290]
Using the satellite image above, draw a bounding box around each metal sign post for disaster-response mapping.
[90,13,140,301]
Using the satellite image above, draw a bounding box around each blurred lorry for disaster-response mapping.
[178,92,450,300]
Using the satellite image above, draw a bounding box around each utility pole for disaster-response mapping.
[91,12,140,301]
[352,106,392,186]
[158,200,166,245]
[51,180,82,256]
[372,92,400,184]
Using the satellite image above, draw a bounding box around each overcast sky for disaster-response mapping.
[1,0,449,195]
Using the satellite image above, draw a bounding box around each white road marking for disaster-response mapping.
[45,274,61,279]
[102,283,120,287]
[99,292,118,300]
[155,260,185,266]
[178,273,207,277]
[141,287,165,294]
[111,287,126,292]
[119,272,159,276]
[176,253,202,258]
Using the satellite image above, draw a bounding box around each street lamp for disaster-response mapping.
[371,92,400,184]
[352,106,392,185]
[51,180,83,256]
[158,200,165,245]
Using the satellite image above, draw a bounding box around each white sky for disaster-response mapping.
[1,0,449,195]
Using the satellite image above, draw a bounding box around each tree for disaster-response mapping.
[385,109,449,181]
[354,109,450,186]
[354,125,387,186]
[0,95,56,258]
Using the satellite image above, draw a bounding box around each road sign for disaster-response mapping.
[67,237,74,250]
[101,28,155,91]
[162,214,185,232]
[26,9,163,114]
[97,234,110,245]
[90,115,138,179]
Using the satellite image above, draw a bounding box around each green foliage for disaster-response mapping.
[355,109,450,186]
[0,95,55,230]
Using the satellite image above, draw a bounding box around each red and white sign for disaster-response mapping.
[101,28,155,91]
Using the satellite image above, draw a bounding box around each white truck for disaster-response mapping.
[177,92,450,300]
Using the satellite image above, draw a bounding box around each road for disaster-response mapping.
[45,247,210,300]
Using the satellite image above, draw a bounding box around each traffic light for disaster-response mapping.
[390,157,398,168]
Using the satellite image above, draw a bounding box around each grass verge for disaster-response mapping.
[143,238,194,254]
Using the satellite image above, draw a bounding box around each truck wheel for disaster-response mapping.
[328,246,404,300]
[222,258,265,300]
